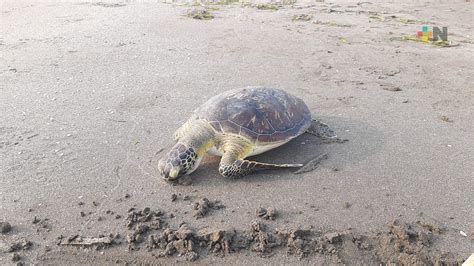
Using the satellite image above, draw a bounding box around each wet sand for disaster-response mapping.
[1,0,473,264]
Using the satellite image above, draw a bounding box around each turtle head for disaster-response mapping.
[158,143,201,181]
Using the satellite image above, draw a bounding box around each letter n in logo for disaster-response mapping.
[432,27,448,41]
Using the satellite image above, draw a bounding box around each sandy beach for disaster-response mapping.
[1,0,473,264]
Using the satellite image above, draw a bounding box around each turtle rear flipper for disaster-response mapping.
[306,119,347,143]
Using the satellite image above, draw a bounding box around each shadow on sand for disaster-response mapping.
[172,115,385,187]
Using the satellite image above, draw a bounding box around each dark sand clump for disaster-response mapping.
[256,207,277,220]
[35,199,466,264]
[193,198,225,219]
[45,199,466,264]
[125,207,166,250]
[115,204,465,263]
[7,240,33,253]
[0,221,12,234]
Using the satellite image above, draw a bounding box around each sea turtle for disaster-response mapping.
[158,86,339,181]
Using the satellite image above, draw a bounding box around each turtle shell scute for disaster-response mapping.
[194,87,311,143]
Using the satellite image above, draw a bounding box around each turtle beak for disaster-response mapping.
[162,168,180,181]
[169,167,180,179]
[158,159,181,181]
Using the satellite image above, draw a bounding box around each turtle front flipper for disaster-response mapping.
[218,138,302,178]
[306,119,347,143]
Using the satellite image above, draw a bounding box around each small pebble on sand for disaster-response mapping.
[0,221,12,234]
